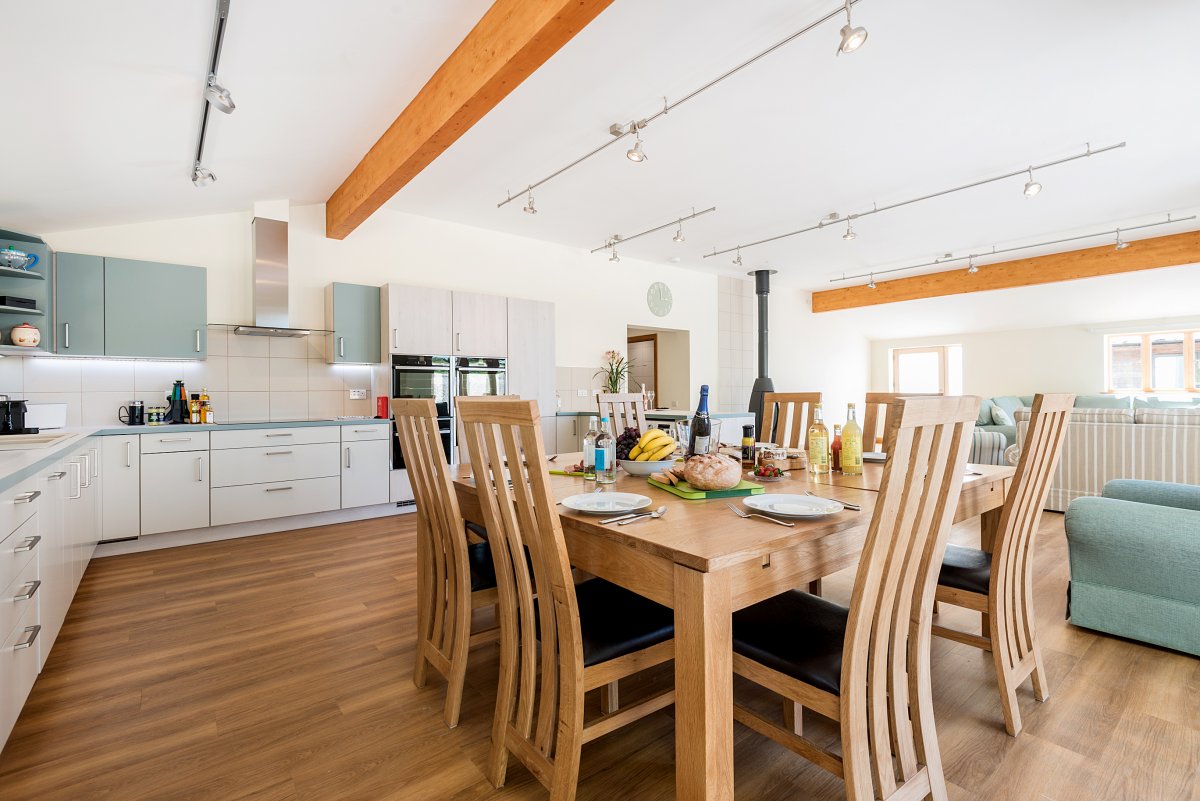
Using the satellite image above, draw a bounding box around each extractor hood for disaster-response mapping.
[230,217,311,337]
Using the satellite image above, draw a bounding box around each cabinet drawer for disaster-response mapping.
[0,555,39,654]
[0,477,39,542]
[0,604,41,748]
[341,423,390,442]
[211,426,340,450]
[140,431,210,454]
[0,516,39,599]
[210,443,340,488]
[211,477,341,526]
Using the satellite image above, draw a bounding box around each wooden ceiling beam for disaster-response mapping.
[324,0,614,240]
[811,230,1200,312]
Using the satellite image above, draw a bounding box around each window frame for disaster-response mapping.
[891,345,949,395]
[1104,329,1199,393]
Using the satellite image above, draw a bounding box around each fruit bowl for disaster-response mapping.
[619,459,677,477]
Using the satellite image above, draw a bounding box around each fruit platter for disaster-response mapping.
[618,428,680,476]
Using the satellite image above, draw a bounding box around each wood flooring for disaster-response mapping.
[0,512,1197,800]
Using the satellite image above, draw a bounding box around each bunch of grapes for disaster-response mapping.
[615,427,641,461]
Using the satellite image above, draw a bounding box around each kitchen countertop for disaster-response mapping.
[0,418,391,495]
[555,410,753,419]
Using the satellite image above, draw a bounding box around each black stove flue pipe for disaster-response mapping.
[747,268,778,437]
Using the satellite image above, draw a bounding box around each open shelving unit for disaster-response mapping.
[0,230,54,353]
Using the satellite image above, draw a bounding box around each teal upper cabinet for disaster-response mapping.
[325,282,381,364]
[103,258,207,359]
[54,253,106,356]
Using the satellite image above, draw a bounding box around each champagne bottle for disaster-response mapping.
[841,403,863,476]
[688,384,712,456]
[595,417,616,484]
[582,416,599,480]
[808,403,830,475]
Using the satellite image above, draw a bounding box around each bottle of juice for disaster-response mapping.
[841,403,863,476]
[831,424,842,472]
[808,403,830,475]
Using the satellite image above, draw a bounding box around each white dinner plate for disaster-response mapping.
[560,492,652,515]
[743,494,843,518]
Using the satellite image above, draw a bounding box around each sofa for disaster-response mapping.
[978,393,1200,449]
[1064,480,1200,656]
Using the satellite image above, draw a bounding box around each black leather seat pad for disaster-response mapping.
[467,540,497,592]
[535,579,674,667]
[732,590,849,695]
[938,544,991,595]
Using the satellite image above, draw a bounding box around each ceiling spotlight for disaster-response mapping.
[1023,167,1042,197]
[836,0,868,55]
[609,247,621,263]
[672,223,685,243]
[626,127,647,163]
[1115,228,1129,250]
[204,74,236,114]
[191,162,216,187]
[522,189,537,215]
[732,247,743,267]
[842,220,857,241]
[967,256,979,274]
[867,273,876,289]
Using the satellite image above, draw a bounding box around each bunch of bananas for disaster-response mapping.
[628,429,677,462]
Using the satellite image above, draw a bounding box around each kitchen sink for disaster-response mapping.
[0,431,82,450]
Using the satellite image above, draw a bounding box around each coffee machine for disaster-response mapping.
[0,398,36,435]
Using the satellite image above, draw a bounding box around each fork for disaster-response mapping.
[726,503,795,527]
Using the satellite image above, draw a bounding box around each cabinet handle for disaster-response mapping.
[91,447,99,478]
[159,437,192,443]
[13,490,40,504]
[456,332,461,352]
[68,461,81,499]
[126,441,133,468]
[339,337,345,358]
[265,486,293,493]
[14,535,41,553]
[265,433,293,438]
[265,450,293,456]
[64,322,70,349]
[13,625,40,651]
[80,453,92,488]
[345,446,351,469]
[47,471,66,480]
[14,579,41,602]
[392,328,398,349]
[195,457,204,482]
[195,329,201,352]
[353,429,377,433]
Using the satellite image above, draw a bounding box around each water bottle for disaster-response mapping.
[595,417,616,484]
[582,416,599,480]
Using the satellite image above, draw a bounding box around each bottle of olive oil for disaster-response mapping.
[841,403,863,476]
[808,403,830,475]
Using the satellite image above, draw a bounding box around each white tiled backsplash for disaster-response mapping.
[554,365,607,414]
[0,327,376,427]
[717,276,756,413]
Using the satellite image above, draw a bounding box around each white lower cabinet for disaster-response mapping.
[101,436,140,541]
[212,477,342,526]
[140,451,210,535]
[342,439,390,508]
[211,443,340,488]
[36,460,70,659]
[0,604,40,747]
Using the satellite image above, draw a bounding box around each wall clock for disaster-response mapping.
[647,281,673,317]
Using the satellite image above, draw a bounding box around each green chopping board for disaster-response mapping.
[646,477,765,500]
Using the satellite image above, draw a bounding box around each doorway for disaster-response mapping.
[628,326,690,410]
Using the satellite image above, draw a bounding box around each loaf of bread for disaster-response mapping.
[683,453,742,490]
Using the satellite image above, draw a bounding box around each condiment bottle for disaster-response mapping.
[741,424,755,466]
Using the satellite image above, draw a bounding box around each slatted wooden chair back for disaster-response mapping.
[841,395,980,801]
[453,395,518,462]
[862,392,943,451]
[457,397,585,793]
[597,392,649,435]
[761,391,822,450]
[392,398,474,726]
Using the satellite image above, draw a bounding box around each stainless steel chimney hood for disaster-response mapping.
[230,217,312,337]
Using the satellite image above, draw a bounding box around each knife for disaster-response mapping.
[600,512,642,524]
[805,491,861,512]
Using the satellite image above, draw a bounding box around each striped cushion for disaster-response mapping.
[1015,407,1132,424]
[1135,408,1200,427]
[969,430,1007,465]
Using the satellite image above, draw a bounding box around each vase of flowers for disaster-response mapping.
[595,350,633,393]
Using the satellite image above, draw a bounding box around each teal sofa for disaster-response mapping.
[978,394,1200,448]
[1064,480,1200,656]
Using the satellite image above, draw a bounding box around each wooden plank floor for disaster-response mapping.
[1,513,1197,800]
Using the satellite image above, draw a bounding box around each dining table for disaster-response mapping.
[452,453,1014,801]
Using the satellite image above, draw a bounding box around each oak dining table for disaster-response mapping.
[452,454,1014,801]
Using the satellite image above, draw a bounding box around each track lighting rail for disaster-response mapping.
[830,213,1195,285]
[192,0,233,186]
[589,207,717,254]
[498,0,866,208]
[705,141,1127,258]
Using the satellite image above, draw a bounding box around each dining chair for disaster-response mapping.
[731,395,980,801]
[458,398,675,801]
[454,394,518,463]
[933,392,1073,736]
[760,391,822,451]
[597,392,650,434]
[393,398,499,729]
[862,392,943,452]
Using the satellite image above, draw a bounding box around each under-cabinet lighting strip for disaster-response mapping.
[589,207,717,254]
[497,0,865,208]
[830,213,1196,284]
[705,141,1128,259]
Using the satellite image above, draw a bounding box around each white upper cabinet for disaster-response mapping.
[382,284,453,356]
[452,291,508,358]
[507,297,556,438]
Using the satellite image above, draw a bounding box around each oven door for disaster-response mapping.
[454,358,507,399]
[392,356,453,468]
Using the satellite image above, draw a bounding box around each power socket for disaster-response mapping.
[348,389,367,400]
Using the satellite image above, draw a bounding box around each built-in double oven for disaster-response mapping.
[390,354,507,468]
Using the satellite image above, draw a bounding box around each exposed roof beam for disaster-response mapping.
[324,0,614,240]
[810,230,1200,312]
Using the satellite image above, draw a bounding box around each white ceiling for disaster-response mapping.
[5,0,1200,295]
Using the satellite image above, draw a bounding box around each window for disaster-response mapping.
[1105,330,1199,393]
[891,345,963,395]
